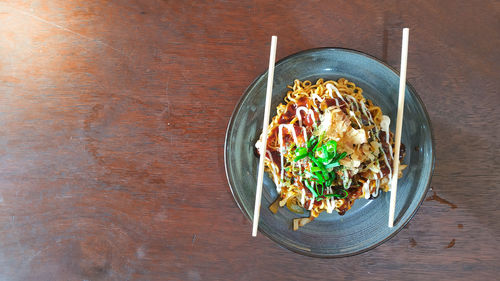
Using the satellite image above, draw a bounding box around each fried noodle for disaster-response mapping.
[255,78,406,230]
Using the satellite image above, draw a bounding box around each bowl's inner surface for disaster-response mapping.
[225,48,433,257]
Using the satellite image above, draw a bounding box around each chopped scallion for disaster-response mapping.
[325,162,340,169]
[325,140,337,154]
[304,180,318,198]
[310,166,321,173]
[333,189,348,199]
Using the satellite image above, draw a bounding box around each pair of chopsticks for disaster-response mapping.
[252,29,409,236]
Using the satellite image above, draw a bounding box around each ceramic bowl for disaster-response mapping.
[225,48,434,257]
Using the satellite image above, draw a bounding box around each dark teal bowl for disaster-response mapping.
[225,48,434,257]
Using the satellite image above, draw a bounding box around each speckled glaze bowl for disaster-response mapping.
[224,48,434,257]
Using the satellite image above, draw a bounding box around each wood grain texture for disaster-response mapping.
[0,0,498,280]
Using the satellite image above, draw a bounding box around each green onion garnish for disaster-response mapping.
[314,172,325,184]
[324,178,330,187]
[332,151,347,162]
[325,162,340,169]
[310,166,321,173]
[319,146,329,162]
[313,133,325,152]
[325,140,337,154]
[324,189,348,199]
[307,135,318,149]
[304,180,318,197]
[318,183,324,196]
[304,170,318,179]
[294,147,308,161]
[333,189,348,199]
[293,137,349,200]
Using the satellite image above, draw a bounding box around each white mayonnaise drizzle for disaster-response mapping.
[325,84,335,98]
[296,106,317,127]
[300,188,305,206]
[360,101,372,122]
[326,83,346,104]
[358,101,393,186]
[326,185,333,194]
[380,115,393,158]
[308,196,315,210]
[311,93,325,104]
[373,179,381,197]
[344,95,359,112]
[380,115,390,134]
[325,198,335,213]
[362,180,371,199]
[375,114,393,185]
[342,169,352,189]
[266,150,282,193]
[349,111,363,128]
[278,124,299,182]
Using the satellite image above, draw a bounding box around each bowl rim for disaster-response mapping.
[224,47,435,258]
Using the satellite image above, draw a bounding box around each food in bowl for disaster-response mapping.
[255,78,406,230]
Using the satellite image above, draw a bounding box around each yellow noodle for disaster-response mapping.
[257,78,405,228]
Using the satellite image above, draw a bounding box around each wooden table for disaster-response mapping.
[0,1,498,280]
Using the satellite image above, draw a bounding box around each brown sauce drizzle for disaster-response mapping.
[278,103,297,124]
[296,96,309,107]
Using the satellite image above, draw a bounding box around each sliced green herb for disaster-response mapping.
[294,147,308,161]
[325,140,337,154]
[333,189,348,199]
[325,162,340,169]
[319,146,330,162]
[314,172,325,184]
[304,180,318,198]
[313,133,325,152]
[317,183,324,196]
[304,170,318,179]
[307,135,318,149]
[310,166,321,173]
[294,154,307,162]
[325,178,332,187]
[333,152,347,162]
[295,147,307,156]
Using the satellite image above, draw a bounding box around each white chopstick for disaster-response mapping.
[388,28,409,227]
[252,36,278,237]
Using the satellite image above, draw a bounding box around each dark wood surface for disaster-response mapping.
[0,0,498,280]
